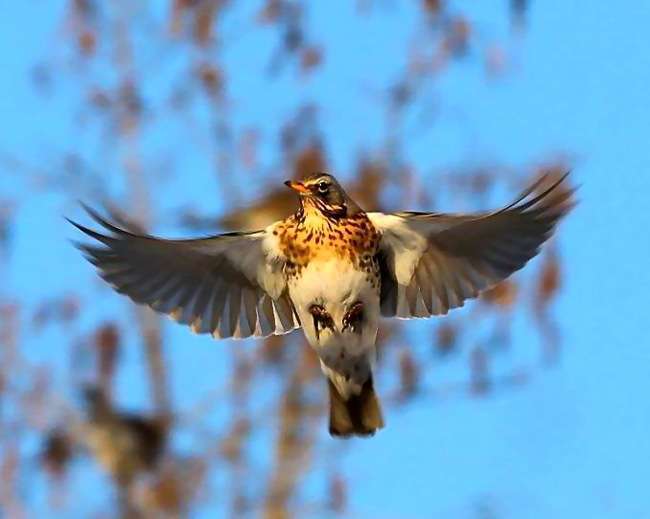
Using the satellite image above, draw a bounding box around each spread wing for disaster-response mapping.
[368,173,575,318]
[69,206,299,339]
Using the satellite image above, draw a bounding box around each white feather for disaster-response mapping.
[366,212,427,285]
[288,257,380,394]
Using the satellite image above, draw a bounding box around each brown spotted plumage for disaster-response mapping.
[275,203,380,275]
[70,171,574,438]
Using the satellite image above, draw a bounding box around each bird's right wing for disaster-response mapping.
[69,206,299,339]
[368,173,575,319]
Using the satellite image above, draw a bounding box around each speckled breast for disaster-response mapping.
[274,209,381,289]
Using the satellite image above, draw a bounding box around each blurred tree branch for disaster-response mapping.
[0,1,574,517]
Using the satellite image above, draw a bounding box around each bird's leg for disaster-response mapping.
[342,301,364,334]
[309,304,334,342]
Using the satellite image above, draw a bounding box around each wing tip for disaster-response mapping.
[66,217,113,244]
[514,170,577,215]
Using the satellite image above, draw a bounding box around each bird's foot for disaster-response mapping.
[342,301,364,334]
[309,304,334,341]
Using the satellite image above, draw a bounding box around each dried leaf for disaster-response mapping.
[197,63,223,98]
[300,46,323,73]
[95,323,120,386]
[481,280,517,308]
[435,322,457,355]
[422,0,442,16]
[257,0,284,24]
[537,252,560,304]
[193,0,220,45]
[398,350,419,399]
[78,30,96,56]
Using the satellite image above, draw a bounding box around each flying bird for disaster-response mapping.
[80,387,167,489]
[69,172,574,438]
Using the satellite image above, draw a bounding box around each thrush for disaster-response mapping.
[69,172,574,438]
[81,387,167,489]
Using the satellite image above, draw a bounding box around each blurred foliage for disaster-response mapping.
[0,0,572,517]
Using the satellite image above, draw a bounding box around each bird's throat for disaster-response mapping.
[298,196,347,223]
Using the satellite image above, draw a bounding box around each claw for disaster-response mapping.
[309,304,334,342]
[342,301,364,334]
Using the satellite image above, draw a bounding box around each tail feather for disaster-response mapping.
[328,377,384,438]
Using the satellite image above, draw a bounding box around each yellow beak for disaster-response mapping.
[284,180,310,194]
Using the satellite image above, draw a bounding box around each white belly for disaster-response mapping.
[288,258,380,395]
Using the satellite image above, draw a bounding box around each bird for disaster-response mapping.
[80,387,167,489]
[69,172,574,438]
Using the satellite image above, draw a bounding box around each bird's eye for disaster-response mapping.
[317,182,329,193]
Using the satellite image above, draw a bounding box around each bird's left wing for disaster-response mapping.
[368,173,575,319]
[69,206,299,339]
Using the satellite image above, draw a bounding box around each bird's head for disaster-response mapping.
[284,173,361,218]
[82,385,112,421]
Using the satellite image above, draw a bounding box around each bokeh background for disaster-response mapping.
[1,1,649,518]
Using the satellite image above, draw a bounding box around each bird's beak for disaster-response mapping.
[284,180,310,194]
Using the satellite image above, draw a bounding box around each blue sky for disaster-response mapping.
[2,1,650,517]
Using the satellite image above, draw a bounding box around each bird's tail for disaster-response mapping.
[328,376,384,438]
